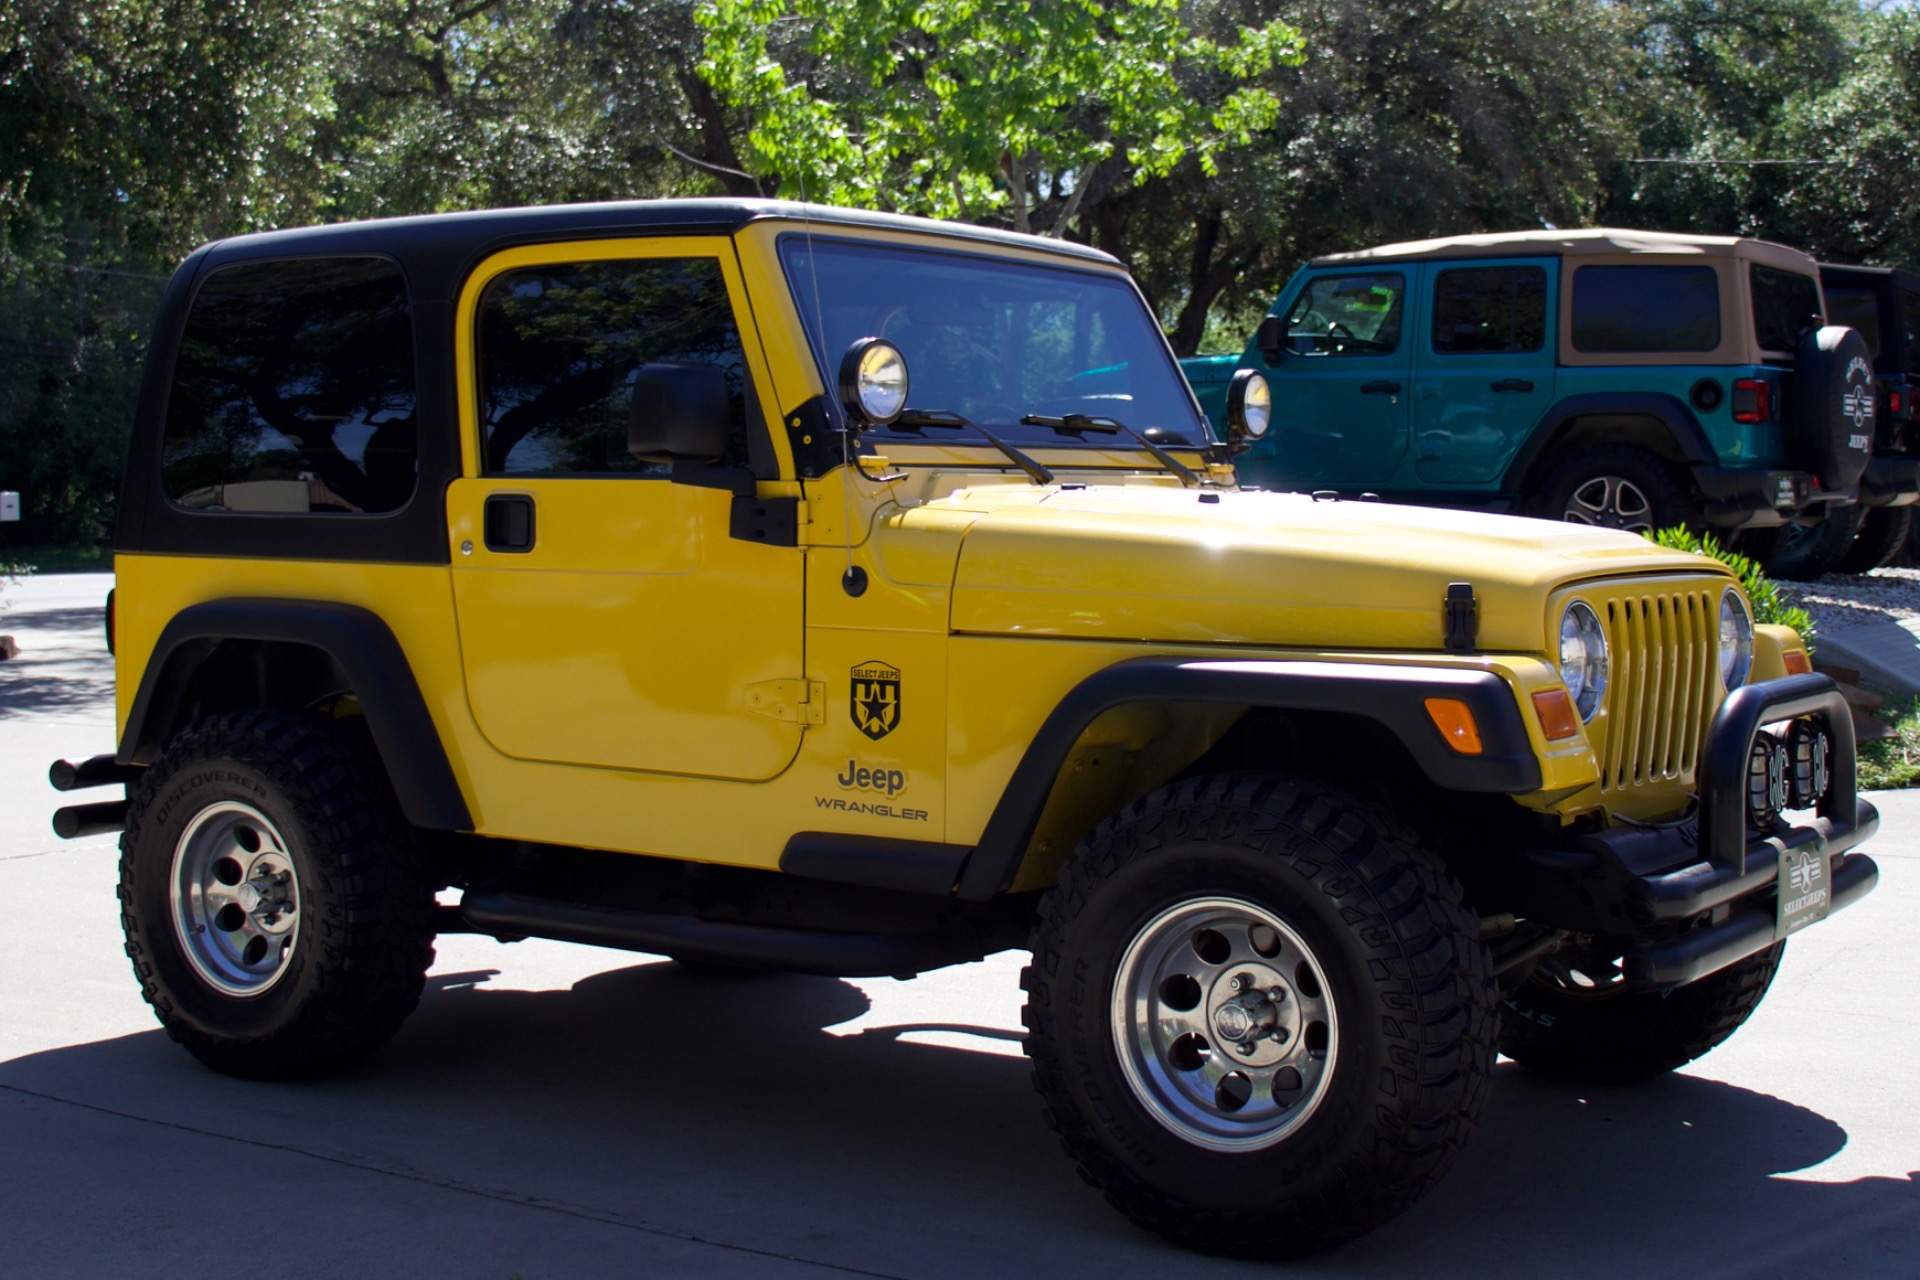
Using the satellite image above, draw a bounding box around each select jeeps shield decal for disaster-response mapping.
[851,660,902,740]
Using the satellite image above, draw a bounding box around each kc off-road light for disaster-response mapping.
[1786,718,1833,809]
[838,337,909,427]
[1557,601,1609,721]
[1747,733,1790,829]
[1720,589,1754,690]
[1226,369,1272,442]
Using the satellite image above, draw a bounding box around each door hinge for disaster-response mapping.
[747,678,825,725]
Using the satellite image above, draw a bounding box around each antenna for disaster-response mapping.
[792,170,878,596]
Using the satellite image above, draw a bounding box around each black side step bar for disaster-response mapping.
[457,887,1013,981]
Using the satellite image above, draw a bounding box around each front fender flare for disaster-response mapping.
[952,657,1539,901]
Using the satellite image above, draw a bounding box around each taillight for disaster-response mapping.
[1891,389,1905,417]
[1732,378,1772,424]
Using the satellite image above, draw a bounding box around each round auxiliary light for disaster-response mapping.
[837,337,909,427]
[1747,734,1790,830]
[1785,718,1832,810]
[1226,369,1272,442]
[1558,600,1610,721]
[1719,589,1754,690]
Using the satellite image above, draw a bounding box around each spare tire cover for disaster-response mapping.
[1791,325,1875,491]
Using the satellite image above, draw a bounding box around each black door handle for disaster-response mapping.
[1490,378,1535,393]
[484,494,535,553]
[1360,380,1402,395]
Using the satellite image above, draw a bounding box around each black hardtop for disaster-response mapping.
[1820,262,1920,375]
[193,198,1117,302]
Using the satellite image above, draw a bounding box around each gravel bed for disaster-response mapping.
[1778,567,1920,634]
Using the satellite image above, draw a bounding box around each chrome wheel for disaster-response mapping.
[169,801,301,998]
[1564,475,1653,532]
[1111,897,1337,1152]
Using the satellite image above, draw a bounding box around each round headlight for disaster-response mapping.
[1227,369,1271,441]
[1719,589,1754,689]
[837,337,909,427]
[1558,600,1610,721]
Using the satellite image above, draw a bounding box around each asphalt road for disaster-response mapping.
[2,573,1915,1278]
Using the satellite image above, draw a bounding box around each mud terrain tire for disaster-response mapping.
[119,709,436,1079]
[1500,940,1784,1083]
[1022,772,1496,1258]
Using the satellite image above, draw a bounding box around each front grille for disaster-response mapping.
[1599,589,1719,793]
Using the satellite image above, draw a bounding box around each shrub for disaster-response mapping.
[1647,527,1814,645]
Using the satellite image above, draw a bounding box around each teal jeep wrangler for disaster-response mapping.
[1186,230,1919,576]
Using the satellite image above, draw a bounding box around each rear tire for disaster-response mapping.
[1834,505,1913,574]
[1023,773,1496,1257]
[1528,444,1693,535]
[119,709,436,1079]
[1764,507,1860,582]
[1499,939,1783,1083]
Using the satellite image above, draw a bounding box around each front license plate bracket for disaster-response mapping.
[1777,837,1834,938]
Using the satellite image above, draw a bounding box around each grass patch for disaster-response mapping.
[1859,695,1920,791]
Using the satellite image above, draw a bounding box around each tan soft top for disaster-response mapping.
[1314,228,1816,274]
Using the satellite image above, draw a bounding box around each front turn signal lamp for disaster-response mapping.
[1531,688,1583,742]
[1424,698,1483,754]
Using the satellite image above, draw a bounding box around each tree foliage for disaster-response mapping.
[6,0,1920,547]
[696,0,1303,234]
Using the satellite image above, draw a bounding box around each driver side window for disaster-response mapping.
[1284,273,1405,358]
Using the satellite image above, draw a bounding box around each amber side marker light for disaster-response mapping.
[1424,698,1483,754]
[1783,649,1812,675]
[1531,688,1583,742]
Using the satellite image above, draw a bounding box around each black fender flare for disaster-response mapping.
[1503,392,1716,496]
[118,598,472,831]
[951,657,1542,901]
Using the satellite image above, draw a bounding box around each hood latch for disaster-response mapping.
[1444,582,1478,653]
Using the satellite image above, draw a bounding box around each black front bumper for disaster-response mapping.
[1511,674,1879,989]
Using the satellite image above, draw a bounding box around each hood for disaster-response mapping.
[911,485,1730,652]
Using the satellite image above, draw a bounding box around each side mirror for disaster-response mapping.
[1255,314,1286,365]
[629,363,730,464]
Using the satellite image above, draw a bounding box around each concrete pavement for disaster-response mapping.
[1,573,1915,1277]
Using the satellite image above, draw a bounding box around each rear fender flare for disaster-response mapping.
[1505,393,1716,496]
[118,598,471,831]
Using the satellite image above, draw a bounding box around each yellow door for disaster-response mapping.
[447,239,805,781]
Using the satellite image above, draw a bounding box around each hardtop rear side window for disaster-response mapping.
[1431,265,1546,354]
[1823,281,1883,360]
[1571,265,1719,354]
[1750,264,1823,354]
[477,257,752,476]
[163,257,418,514]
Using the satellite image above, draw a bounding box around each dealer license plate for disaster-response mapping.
[1777,842,1833,938]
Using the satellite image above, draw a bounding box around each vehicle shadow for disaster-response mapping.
[1,960,1913,1277]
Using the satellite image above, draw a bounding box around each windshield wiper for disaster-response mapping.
[1019,413,1200,488]
[892,408,1053,485]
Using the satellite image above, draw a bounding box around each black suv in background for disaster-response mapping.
[1820,262,1920,570]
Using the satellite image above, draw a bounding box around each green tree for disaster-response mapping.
[694,0,1302,235]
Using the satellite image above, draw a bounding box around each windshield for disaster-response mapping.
[780,236,1210,446]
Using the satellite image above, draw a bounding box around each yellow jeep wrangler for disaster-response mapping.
[52,200,1879,1256]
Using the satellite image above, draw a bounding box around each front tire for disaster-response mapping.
[1499,938,1783,1083]
[119,709,436,1079]
[1022,773,1496,1257]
